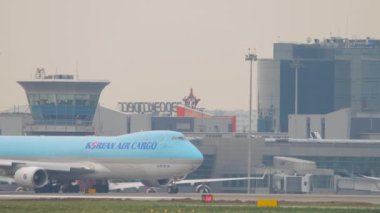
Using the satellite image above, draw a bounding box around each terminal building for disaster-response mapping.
[257,37,380,139]
[185,133,380,194]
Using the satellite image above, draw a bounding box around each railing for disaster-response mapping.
[185,132,288,139]
[24,118,94,126]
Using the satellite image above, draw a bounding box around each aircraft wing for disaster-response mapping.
[177,171,267,186]
[108,182,144,191]
[360,175,380,181]
[0,176,15,184]
[108,171,267,191]
[0,159,97,176]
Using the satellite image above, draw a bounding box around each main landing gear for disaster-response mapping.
[93,180,109,193]
[34,180,80,193]
[195,184,211,194]
[61,182,80,193]
[167,184,179,194]
[34,181,60,193]
[34,179,110,193]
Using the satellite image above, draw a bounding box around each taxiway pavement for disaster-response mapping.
[0,192,379,204]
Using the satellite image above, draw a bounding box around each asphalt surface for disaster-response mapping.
[0,192,379,205]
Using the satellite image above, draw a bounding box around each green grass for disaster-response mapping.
[0,200,378,213]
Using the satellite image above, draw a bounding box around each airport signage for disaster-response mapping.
[118,102,181,114]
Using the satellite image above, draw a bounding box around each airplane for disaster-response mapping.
[0,130,266,193]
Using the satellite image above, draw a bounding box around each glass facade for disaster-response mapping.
[361,60,380,111]
[18,79,109,131]
[333,60,351,110]
[278,60,335,132]
[27,93,99,125]
[258,42,380,133]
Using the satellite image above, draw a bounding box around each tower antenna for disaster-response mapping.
[76,61,79,80]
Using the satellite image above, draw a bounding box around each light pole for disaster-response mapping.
[245,48,257,194]
[290,58,302,138]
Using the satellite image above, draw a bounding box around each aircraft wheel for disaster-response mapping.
[61,182,79,193]
[61,185,69,193]
[52,183,61,193]
[34,183,54,193]
[72,185,80,193]
[146,188,157,193]
[94,180,109,193]
[195,184,211,194]
[16,187,26,192]
[34,187,43,193]
[167,185,179,194]
[201,187,210,194]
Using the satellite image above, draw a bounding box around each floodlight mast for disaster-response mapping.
[245,48,257,194]
[291,58,302,138]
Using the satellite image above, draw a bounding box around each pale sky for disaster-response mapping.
[0,0,379,111]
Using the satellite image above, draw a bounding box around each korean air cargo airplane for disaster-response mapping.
[0,130,265,193]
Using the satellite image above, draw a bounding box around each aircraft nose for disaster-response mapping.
[193,147,203,166]
[188,148,203,173]
[196,149,203,162]
[185,138,203,170]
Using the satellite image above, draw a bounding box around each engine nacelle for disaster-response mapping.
[14,167,48,188]
[141,179,171,188]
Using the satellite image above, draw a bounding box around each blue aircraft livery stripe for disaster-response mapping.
[0,131,202,160]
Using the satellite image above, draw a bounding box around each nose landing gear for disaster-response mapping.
[167,183,179,194]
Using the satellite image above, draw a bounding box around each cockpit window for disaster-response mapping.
[172,136,186,141]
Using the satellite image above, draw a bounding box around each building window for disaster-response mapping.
[306,117,311,138]
[0,129,2,135]
[199,125,206,132]
[176,123,191,131]
[56,94,75,105]
[228,124,232,132]
[312,175,332,189]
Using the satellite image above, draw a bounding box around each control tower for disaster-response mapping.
[18,69,109,135]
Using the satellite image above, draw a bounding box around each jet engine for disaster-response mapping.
[141,179,171,187]
[14,167,48,188]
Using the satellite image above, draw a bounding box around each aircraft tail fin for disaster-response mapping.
[310,131,322,139]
